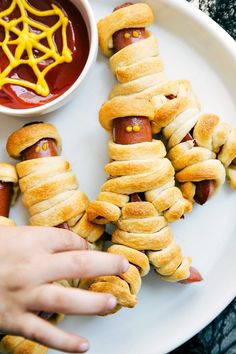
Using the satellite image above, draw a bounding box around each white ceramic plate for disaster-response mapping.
[1,0,236,353]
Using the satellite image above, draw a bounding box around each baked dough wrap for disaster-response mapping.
[99,3,231,193]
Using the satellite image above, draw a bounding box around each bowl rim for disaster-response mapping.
[0,0,98,116]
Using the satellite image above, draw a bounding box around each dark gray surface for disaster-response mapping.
[171,1,236,353]
[170,298,236,353]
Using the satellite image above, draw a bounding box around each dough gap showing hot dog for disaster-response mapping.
[181,132,215,205]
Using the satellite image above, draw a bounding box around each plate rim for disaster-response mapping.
[87,1,236,353]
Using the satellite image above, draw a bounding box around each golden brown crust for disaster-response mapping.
[0,337,48,354]
[109,72,167,99]
[116,56,164,83]
[6,123,61,158]
[70,212,104,243]
[108,244,150,277]
[176,160,225,187]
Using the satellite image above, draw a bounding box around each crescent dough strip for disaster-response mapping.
[99,3,231,192]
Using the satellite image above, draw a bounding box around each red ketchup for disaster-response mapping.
[0,0,89,109]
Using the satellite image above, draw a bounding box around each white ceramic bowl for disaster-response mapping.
[0,0,98,118]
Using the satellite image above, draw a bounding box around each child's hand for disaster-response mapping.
[0,226,129,353]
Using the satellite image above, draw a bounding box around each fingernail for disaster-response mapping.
[107,296,117,310]
[121,259,129,273]
[79,341,89,352]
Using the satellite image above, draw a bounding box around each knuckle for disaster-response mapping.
[37,286,64,308]
[79,237,89,250]
[59,231,75,251]
[98,295,110,311]
[0,312,15,332]
[22,321,39,341]
[4,265,29,291]
[70,253,88,275]
[50,288,65,307]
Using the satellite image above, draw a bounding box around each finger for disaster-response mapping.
[20,313,89,353]
[28,284,117,315]
[37,251,129,283]
[18,226,89,253]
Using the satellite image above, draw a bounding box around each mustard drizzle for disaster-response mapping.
[0,0,72,96]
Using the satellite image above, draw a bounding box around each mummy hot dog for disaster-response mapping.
[86,95,201,313]
[98,2,228,205]
[6,122,104,246]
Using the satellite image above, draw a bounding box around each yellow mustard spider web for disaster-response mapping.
[0,0,72,96]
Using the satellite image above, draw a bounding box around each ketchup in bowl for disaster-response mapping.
[0,0,89,109]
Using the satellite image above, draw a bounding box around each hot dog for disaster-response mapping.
[113,116,152,144]
[22,138,58,160]
[0,182,13,218]
[179,267,203,284]
[130,193,143,202]
[110,3,202,283]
